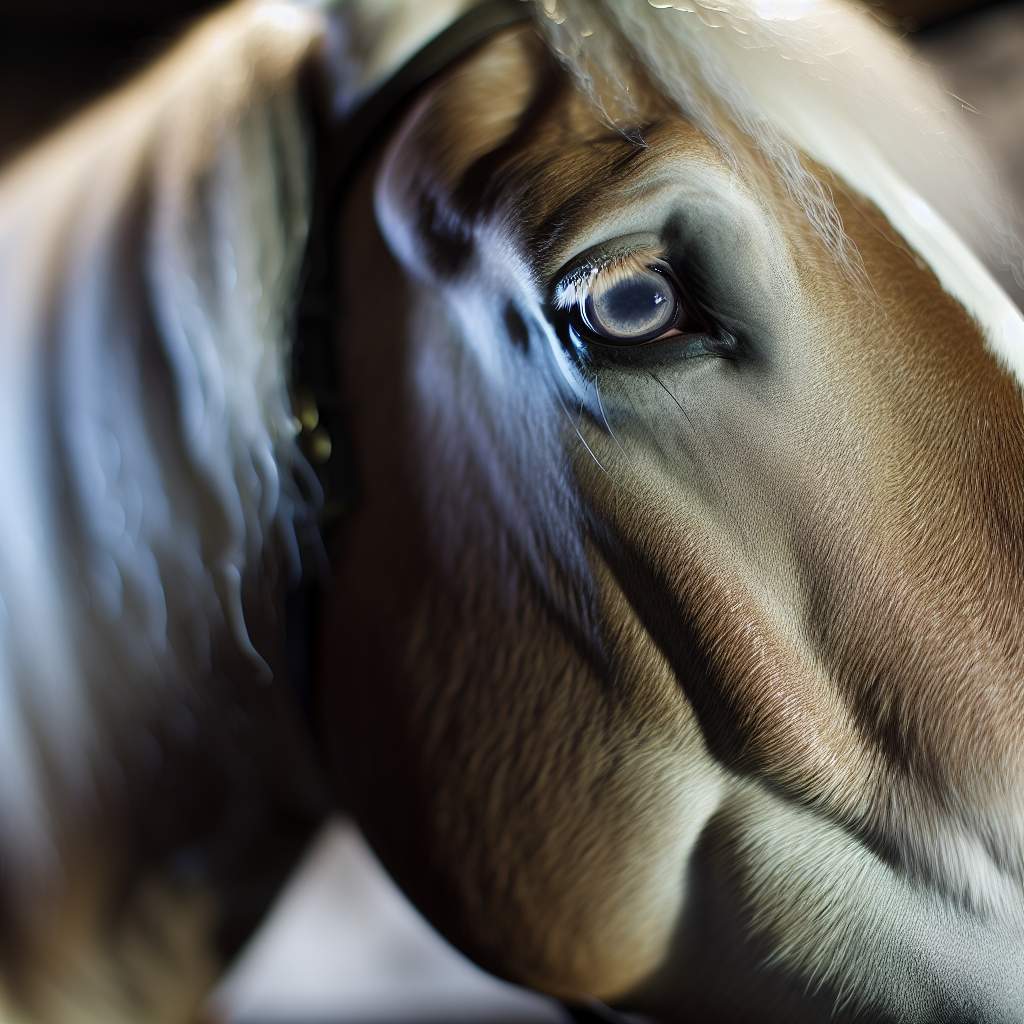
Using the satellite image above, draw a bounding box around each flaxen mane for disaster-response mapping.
[536,0,1021,300]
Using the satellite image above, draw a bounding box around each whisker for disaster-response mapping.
[553,382,615,481]
[648,369,752,550]
[595,377,645,493]
[647,368,698,439]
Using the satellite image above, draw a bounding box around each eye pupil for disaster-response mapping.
[582,267,679,344]
[607,279,665,317]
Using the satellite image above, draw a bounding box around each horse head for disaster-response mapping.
[322,2,1024,1019]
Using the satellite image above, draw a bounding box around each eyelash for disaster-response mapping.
[552,243,670,316]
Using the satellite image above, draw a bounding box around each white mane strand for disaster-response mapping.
[0,0,320,923]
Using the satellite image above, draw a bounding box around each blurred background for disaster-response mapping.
[0,1,1020,1022]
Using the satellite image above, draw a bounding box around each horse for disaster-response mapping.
[1,0,1023,1021]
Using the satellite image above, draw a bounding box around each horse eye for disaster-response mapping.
[579,266,681,344]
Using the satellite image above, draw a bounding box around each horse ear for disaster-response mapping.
[372,26,546,282]
[372,85,482,286]
[373,107,476,285]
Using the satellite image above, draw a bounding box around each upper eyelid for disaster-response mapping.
[551,238,668,311]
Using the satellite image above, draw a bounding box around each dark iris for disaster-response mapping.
[581,266,680,344]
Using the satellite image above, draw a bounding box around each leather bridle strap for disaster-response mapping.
[286,0,534,748]
[290,0,536,525]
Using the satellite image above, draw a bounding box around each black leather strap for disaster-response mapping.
[286,0,534,730]
[290,0,535,531]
